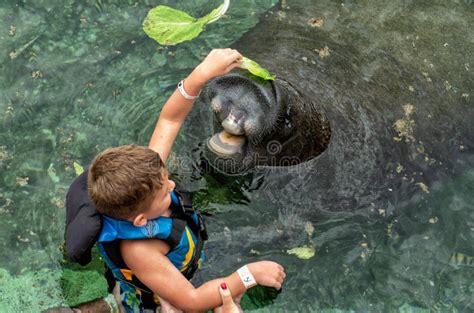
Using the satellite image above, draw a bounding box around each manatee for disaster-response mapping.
[203,72,331,171]
[181,1,474,311]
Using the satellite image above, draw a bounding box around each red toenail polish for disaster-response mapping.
[221,282,228,290]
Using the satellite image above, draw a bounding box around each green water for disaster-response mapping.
[1,0,473,312]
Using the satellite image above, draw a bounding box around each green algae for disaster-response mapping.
[60,269,108,307]
[0,267,108,312]
[0,268,63,312]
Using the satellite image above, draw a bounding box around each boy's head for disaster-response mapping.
[88,144,172,220]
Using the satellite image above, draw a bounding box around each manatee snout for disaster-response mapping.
[205,73,275,157]
[213,99,246,136]
[202,72,331,172]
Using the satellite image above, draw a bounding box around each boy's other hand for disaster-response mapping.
[247,261,286,290]
[193,48,243,84]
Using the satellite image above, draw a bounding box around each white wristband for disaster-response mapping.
[237,265,257,289]
[178,80,200,100]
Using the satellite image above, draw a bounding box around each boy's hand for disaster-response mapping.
[192,48,243,84]
[247,261,286,290]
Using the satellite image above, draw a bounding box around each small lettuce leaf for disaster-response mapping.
[73,161,84,177]
[143,0,230,46]
[286,246,315,260]
[240,57,276,81]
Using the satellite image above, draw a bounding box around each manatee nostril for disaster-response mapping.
[231,109,245,120]
[221,109,246,135]
[226,113,238,123]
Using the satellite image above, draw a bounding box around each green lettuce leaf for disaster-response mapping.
[240,57,276,81]
[143,0,230,46]
[73,161,84,177]
[286,246,315,260]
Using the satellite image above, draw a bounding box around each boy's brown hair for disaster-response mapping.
[87,144,166,219]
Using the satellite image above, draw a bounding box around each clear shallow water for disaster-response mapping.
[1,0,473,312]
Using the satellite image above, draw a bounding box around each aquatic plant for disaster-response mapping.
[60,269,109,307]
[0,267,107,311]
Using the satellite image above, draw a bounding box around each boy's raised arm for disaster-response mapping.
[149,48,242,163]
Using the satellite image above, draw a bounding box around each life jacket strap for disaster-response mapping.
[170,189,208,279]
[172,190,208,241]
[163,219,186,250]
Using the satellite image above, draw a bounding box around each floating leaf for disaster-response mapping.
[73,161,84,176]
[240,57,276,80]
[286,246,315,260]
[15,177,29,187]
[416,182,430,194]
[143,0,230,46]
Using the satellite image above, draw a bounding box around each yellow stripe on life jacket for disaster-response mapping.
[180,227,195,272]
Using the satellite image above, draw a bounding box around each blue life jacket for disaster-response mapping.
[100,190,207,312]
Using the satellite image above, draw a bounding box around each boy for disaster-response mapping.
[68,49,286,312]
